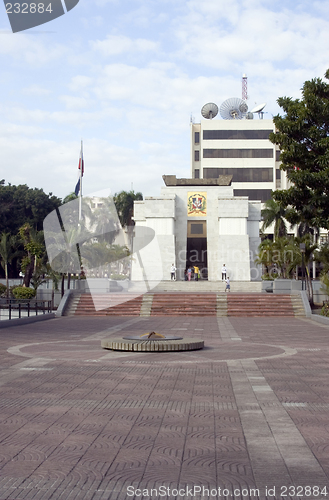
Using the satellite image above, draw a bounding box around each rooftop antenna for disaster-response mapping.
[201,102,219,120]
[242,74,248,101]
[250,102,267,119]
[220,97,248,120]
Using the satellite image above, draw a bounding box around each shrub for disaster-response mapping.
[12,287,36,300]
[110,274,128,281]
[321,301,329,317]
[0,283,7,297]
[261,273,279,280]
[320,273,329,297]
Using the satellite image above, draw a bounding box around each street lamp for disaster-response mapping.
[299,243,306,291]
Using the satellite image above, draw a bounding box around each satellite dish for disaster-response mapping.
[251,103,267,114]
[250,102,267,119]
[201,102,219,120]
[220,98,248,120]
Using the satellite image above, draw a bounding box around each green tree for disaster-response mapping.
[0,180,62,235]
[270,70,329,230]
[255,239,275,277]
[315,241,329,274]
[261,198,292,240]
[19,223,46,288]
[113,190,143,228]
[256,237,300,279]
[295,235,318,305]
[63,192,78,204]
[0,233,21,297]
[90,196,120,244]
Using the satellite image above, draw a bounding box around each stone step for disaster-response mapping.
[150,281,262,293]
[227,293,295,317]
[150,293,217,316]
[71,291,305,317]
[75,294,143,316]
[63,293,81,316]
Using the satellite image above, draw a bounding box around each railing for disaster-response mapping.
[0,299,53,320]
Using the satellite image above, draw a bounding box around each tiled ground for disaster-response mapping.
[0,315,329,499]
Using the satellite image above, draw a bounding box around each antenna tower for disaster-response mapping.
[242,74,248,101]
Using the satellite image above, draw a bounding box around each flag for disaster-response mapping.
[78,143,84,176]
[75,178,80,196]
[75,141,83,195]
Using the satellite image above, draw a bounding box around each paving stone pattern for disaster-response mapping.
[0,315,328,499]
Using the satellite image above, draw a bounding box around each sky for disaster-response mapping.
[1,0,329,201]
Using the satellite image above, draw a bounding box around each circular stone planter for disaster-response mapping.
[101,337,204,352]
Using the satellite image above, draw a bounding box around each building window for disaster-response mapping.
[233,189,272,202]
[276,150,281,161]
[276,169,281,180]
[194,150,200,161]
[191,223,203,235]
[204,168,273,182]
[195,132,200,144]
[194,169,200,179]
[203,149,273,159]
[203,130,272,140]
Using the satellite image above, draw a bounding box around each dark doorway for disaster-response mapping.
[186,221,207,279]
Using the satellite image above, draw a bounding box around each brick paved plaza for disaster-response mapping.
[0,315,329,499]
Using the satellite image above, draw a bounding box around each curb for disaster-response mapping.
[0,313,56,329]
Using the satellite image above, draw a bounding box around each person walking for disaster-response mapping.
[225,276,230,292]
[170,264,176,281]
[187,266,192,281]
[221,264,227,281]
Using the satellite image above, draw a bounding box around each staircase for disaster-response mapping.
[291,293,306,317]
[74,294,143,316]
[63,292,81,316]
[150,281,262,293]
[71,291,305,317]
[227,294,295,317]
[150,293,217,316]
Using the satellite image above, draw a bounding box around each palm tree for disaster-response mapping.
[18,224,46,288]
[113,190,143,228]
[261,198,290,240]
[0,233,21,297]
[89,195,121,244]
[295,235,318,305]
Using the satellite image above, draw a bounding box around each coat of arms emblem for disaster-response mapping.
[187,192,207,216]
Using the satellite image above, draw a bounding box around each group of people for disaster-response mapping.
[171,264,200,281]
[170,263,230,291]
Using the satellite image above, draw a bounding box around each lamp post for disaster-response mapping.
[300,243,306,291]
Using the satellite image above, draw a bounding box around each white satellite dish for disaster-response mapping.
[250,103,267,119]
[220,98,248,120]
[251,103,266,113]
[201,102,219,120]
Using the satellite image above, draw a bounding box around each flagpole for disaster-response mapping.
[79,140,83,221]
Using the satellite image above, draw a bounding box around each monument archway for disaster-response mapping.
[187,220,207,279]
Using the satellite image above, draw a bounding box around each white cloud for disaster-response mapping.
[90,34,159,56]
[22,85,52,96]
[0,33,67,65]
[59,95,92,110]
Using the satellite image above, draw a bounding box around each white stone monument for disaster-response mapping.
[132,175,261,282]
